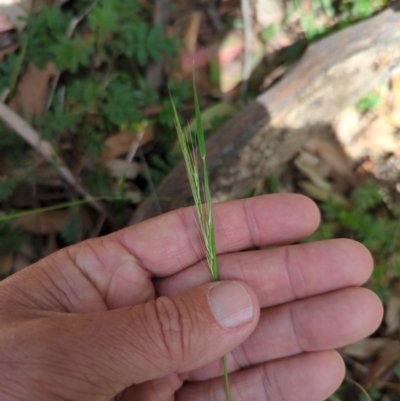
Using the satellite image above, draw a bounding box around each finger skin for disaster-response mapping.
[118,374,183,401]
[109,194,320,276]
[0,193,382,401]
[183,287,383,381]
[178,351,345,401]
[1,194,319,312]
[0,281,260,401]
[157,239,373,307]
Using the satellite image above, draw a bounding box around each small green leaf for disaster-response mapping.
[356,92,382,113]
[260,24,278,43]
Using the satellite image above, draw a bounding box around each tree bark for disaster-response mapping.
[131,3,400,224]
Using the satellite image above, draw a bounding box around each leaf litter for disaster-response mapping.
[0,1,400,399]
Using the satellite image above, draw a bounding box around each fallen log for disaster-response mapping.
[131,3,400,224]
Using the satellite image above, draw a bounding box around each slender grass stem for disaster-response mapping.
[171,71,232,400]
[0,199,101,222]
[0,195,143,222]
[223,355,232,400]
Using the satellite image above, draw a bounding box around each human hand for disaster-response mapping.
[0,194,383,401]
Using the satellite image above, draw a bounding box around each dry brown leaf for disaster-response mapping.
[9,62,56,118]
[304,136,356,186]
[385,280,400,334]
[140,125,154,147]
[141,105,163,117]
[100,132,136,164]
[298,181,350,206]
[294,155,332,192]
[218,33,264,93]
[0,13,13,31]
[385,295,400,334]
[337,115,399,161]
[0,0,70,32]
[255,0,283,28]
[362,342,400,388]
[387,110,400,129]
[296,150,324,168]
[16,210,71,234]
[180,30,246,73]
[341,338,394,360]
[0,253,13,277]
[0,0,31,31]
[105,159,142,180]
[180,45,218,72]
[334,107,363,148]
[183,11,202,53]
[358,118,399,159]
[100,128,153,165]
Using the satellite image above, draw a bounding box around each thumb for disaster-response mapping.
[58,281,259,390]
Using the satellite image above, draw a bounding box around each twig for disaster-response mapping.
[0,102,105,214]
[345,376,372,401]
[46,0,99,110]
[0,88,10,103]
[67,0,98,38]
[126,130,145,164]
[241,0,253,95]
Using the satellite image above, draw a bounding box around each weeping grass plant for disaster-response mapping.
[171,74,232,401]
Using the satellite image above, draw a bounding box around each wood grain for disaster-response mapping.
[131,3,400,224]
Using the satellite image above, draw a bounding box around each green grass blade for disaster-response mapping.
[170,92,206,234]
[223,356,232,400]
[192,71,206,158]
[192,71,218,279]
[171,73,231,400]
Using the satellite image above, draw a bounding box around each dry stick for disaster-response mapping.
[240,0,253,95]
[125,130,145,165]
[1,88,10,103]
[345,376,372,401]
[0,102,105,214]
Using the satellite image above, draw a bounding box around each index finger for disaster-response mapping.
[113,194,320,277]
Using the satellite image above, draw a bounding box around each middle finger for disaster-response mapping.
[156,239,373,308]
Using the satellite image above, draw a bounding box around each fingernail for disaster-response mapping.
[208,282,253,328]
